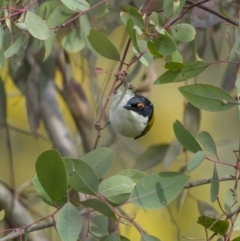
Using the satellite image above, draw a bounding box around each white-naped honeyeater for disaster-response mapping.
[109,91,155,139]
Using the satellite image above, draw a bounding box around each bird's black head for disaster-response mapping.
[123,94,154,118]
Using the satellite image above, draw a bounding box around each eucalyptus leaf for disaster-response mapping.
[179,84,237,112]
[35,150,67,202]
[126,18,139,52]
[153,34,177,55]
[64,158,99,195]
[140,233,161,241]
[0,23,5,68]
[81,147,114,178]
[197,216,229,236]
[155,61,209,84]
[90,215,108,237]
[171,23,196,42]
[56,203,82,241]
[4,36,25,58]
[187,151,205,171]
[129,172,188,209]
[60,0,90,11]
[105,232,121,241]
[173,120,202,153]
[197,131,217,157]
[87,29,120,61]
[211,165,219,202]
[25,11,49,40]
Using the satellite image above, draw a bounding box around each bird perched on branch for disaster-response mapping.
[109,91,155,139]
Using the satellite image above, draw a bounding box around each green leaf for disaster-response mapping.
[64,158,99,195]
[155,61,209,84]
[81,147,114,178]
[121,4,144,28]
[0,210,5,221]
[224,188,238,213]
[173,120,202,153]
[198,200,220,218]
[183,102,201,137]
[87,29,120,61]
[164,0,186,17]
[171,23,196,42]
[25,11,49,40]
[197,216,229,236]
[197,131,217,157]
[187,151,206,171]
[60,0,90,11]
[61,29,85,52]
[133,40,153,66]
[0,23,5,68]
[99,175,133,202]
[56,203,82,241]
[141,233,161,241]
[166,50,183,63]
[0,78,6,127]
[179,84,237,111]
[129,172,188,209]
[80,199,117,220]
[120,235,131,241]
[147,41,163,58]
[105,232,121,241]
[233,237,240,241]
[117,169,146,183]
[35,150,67,202]
[164,62,185,70]
[211,165,219,202]
[90,215,108,237]
[126,18,139,52]
[135,144,169,171]
[229,38,240,60]
[32,175,53,206]
[4,36,25,58]
[153,35,177,55]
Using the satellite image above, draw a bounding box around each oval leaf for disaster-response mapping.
[105,232,121,241]
[187,151,206,171]
[99,175,134,200]
[126,18,139,52]
[129,172,189,209]
[211,165,219,202]
[197,131,217,157]
[80,199,117,220]
[81,147,114,178]
[35,150,67,202]
[87,29,120,61]
[155,61,209,84]
[60,0,89,11]
[153,34,177,55]
[197,216,229,236]
[90,215,108,237]
[56,203,82,241]
[171,23,196,42]
[25,11,49,40]
[117,169,146,183]
[4,36,25,58]
[173,120,202,153]
[64,158,99,195]
[179,84,237,112]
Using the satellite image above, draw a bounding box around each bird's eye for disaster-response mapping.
[137,102,144,109]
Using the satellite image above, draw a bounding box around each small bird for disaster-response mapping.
[109,91,155,139]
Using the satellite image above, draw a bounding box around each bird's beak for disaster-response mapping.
[123,104,131,110]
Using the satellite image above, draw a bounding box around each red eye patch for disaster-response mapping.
[137,102,144,109]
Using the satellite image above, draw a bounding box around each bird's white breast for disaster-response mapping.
[109,91,148,138]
